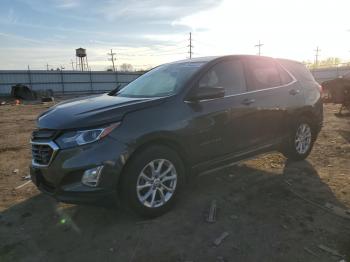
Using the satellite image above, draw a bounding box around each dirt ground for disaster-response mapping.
[0,101,349,262]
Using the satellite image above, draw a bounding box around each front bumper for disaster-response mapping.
[30,136,130,205]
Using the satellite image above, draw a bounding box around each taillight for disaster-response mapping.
[317,84,323,94]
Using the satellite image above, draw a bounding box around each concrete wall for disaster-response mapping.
[0,70,143,96]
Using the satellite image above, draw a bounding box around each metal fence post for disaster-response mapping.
[89,70,93,93]
[60,70,65,94]
[27,67,32,90]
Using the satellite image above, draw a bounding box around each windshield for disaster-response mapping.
[117,62,204,98]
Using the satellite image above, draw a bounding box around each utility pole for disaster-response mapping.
[188,32,193,59]
[314,46,321,67]
[46,63,51,71]
[255,40,264,56]
[71,60,75,71]
[108,49,117,72]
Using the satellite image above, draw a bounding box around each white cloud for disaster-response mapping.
[54,0,80,9]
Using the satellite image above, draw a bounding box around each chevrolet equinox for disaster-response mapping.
[30,55,323,217]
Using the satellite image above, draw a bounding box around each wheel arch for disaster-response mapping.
[116,135,190,194]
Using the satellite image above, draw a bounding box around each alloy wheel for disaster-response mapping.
[136,159,177,208]
[295,123,312,154]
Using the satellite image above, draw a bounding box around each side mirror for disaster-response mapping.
[188,86,225,101]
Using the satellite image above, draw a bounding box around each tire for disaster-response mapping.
[281,117,315,161]
[120,145,185,218]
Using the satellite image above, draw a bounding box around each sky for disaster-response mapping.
[1,0,350,70]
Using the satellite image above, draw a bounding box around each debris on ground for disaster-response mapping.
[11,84,54,102]
[206,200,217,223]
[230,214,238,220]
[281,224,288,230]
[213,232,229,247]
[135,219,157,225]
[325,202,350,219]
[11,84,37,100]
[317,244,344,258]
[0,101,6,106]
[304,247,319,257]
[13,169,19,174]
[14,180,31,190]
[286,185,350,220]
[22,175,31,180]
[216,256,226,262]
[41,97,55,103]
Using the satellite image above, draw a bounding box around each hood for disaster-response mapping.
[37,94,166,130]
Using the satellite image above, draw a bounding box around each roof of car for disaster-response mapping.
[170,55,301,65]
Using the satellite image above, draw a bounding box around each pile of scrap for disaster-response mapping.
[10,84,54,103]
[11,84,37,100]
[322,76,350,114]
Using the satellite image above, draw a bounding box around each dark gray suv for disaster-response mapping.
[30,55,323,217]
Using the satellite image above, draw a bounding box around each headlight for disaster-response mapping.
[56,122,120,149]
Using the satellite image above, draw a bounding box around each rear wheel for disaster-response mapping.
[120,145,185,218]
[281,117,315,161]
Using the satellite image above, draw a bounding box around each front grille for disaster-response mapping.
[32,143,56,166]
[31,129,58,141]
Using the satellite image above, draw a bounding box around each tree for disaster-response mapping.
[120,63,134,72]
[304,57,342,68]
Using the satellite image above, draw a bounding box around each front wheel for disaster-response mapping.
[120,145,185,218]
[281,117,315,161]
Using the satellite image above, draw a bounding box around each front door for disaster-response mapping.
[186,58,250,163]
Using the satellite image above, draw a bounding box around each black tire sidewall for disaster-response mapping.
[121,145,185,218]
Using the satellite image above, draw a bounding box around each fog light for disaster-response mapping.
[82,166,104,187]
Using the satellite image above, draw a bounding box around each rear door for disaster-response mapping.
[242,56,303,147]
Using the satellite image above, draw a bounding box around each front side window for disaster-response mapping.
[198,59,246,96]
[247,58,281,90]
[118,62,204,98]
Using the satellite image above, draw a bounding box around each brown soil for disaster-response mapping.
[0,102,349,262]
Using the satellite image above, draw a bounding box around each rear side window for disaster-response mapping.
[277,59,315,83]
[246,58,281,90]
[276,64,293,85]
[198,59,246,95]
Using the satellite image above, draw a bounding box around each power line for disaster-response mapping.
[107,49,117,72]
[117,46,187,57]
[188,32,194,59]
[255,40,264,56]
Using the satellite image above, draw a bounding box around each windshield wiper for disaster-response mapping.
[108,84,122,96]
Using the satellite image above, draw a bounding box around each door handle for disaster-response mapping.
[289,89,300,95]
[241,98,255,105]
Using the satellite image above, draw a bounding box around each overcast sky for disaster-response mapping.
[1,0,350,70]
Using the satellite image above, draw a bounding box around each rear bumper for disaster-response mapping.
[30,136,130,205]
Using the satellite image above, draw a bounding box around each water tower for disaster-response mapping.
[75,48,89,71]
